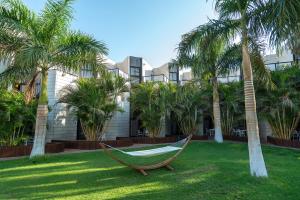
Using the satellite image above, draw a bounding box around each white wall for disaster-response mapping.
[264,50,294,70]
[142,59,154,76]
[0,61,7,74]
[152,63,169,76]
[181,71,192,81]
[116,57,129,74]
[264,50,293,64]
[103,92,130,140]
[46,70,78,142]
[218,69,241,83]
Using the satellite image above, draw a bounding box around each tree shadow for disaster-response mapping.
[0,142,299,199]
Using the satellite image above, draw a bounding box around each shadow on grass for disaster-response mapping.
[0,142,299,200]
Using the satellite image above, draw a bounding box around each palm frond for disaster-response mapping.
[53,31,108,71]
[40,0,74,44]
[0,0,36,36]
[260,0,300,49]
[0,63,39,84]
[217,43,242,75]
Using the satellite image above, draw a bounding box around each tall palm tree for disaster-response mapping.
[177,35,241,143]
[0,0,108,157]
[184,0,300,177]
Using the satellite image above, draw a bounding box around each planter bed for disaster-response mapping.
[192,135,209,140]
[117,135,208,144]
[267,136,300,149]
[0,143,65,158]
[223,135,248,142]
[53,134,209,151]
[117,136,179,144]
[52,140,133,150]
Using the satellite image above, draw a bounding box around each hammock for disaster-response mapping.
[102,137,188,157]
[100,135,192,175]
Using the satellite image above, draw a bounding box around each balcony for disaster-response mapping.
[218,75,241,83]
[265,61,295,71]
[107,68,129,79]
[142,74,169,83]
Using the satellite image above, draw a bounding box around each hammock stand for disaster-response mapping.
[100,135,192,176]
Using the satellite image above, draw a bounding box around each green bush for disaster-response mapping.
[129,82,169,138]
[256,65,300,139]
[219,82,245,135]
[58,72,128,141]
[0,89,37,146]
[168,82,207,135]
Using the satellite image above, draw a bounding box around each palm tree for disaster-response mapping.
[168,82,207,136]
[256,65,300,140]
[290,31,300,56]
[58,71,128,141]
[219,82,244,136]
[183,0,300,177]
[0,0,108,157]
[129,82,168,138]
[177,35,241,143]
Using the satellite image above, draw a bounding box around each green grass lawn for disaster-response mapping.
[0,142,299,200]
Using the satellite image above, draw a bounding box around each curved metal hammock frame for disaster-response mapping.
[100,135,192,175]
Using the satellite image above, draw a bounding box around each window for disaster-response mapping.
[130,57,142,67]
[130,66,141,83]
[130,67,140,76]
[130,76,140,84]
[169,72,178,81]
[169,66,178,73]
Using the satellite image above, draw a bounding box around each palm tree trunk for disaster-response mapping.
[212,78,223,143]
[30,70,48,158]
[258,119,272,143]
[242,34,268,177]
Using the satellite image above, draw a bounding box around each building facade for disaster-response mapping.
[1,50,299,141]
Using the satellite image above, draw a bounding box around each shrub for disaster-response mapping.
[58,72,128,141]
[168,83,206,135]
[129,82,168,138]
[256,65,300,139]
[0,89,37,146]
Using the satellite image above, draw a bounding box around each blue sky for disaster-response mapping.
[22,0,216,67]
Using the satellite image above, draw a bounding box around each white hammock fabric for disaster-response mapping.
[123,146,182,157]
[102,137,188,157]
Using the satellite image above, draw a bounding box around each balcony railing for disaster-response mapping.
[180,79,191,85]
[265,61,295,71]
[218,75,242,83]
[142,74,169,83]
[107,68,129,79]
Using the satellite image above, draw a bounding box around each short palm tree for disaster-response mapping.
[257,66,300,140]
[219,82,244,136]
[58,72,128,141]
[290,31,300,56]
[183,0,300,177]
[169,83,207,136]
[0,0,108,157]
[130,82,168,138]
